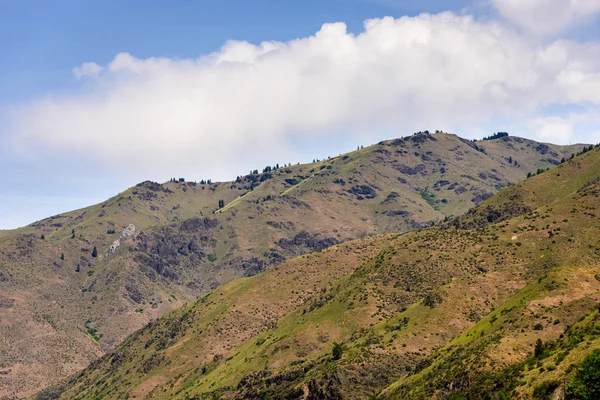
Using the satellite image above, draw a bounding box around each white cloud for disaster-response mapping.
[492,0,600,35]
[6,11,600,182]
[530,110,600,144]
[72,62,104,79]
[533,116,574,142]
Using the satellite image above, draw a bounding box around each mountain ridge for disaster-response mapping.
[50,142,600,399]
[0,132,586,397]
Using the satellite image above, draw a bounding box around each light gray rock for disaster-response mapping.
[107,224,136,256]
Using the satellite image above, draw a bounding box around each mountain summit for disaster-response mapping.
[55,140,600,399]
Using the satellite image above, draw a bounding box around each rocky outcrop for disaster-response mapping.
[107,224,136,256]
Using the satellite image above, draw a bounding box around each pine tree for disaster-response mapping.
[534,338,544,358]
[40,233,45,240]
[332,342,344,360]
[71,229,75,239]
[91,246,98,258]
[60,253,64,261]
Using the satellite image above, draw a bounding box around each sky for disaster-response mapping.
[1,0,600,228]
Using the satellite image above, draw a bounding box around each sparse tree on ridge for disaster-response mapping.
[332,342,344,360]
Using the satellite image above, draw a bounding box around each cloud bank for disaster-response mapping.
[6,8,600,182]
[492,0,600,35]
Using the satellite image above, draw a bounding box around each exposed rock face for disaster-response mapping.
[108,241,120,256]
[107,224,137,256]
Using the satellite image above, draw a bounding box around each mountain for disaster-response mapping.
[0,132,584,397]
[48,143,600,399]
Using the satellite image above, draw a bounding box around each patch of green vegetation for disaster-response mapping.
[84,319,103,342]
[533,380,560,399]
[420,190,436,206]
[207,253,217,262]
[568,349,600,399]
[332,342,344,360]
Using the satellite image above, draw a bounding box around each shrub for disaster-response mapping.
[533,380,560,399]
[568,349,600,399]
[534,339,545,358]
[332,342,344,360]
[207,253,217,262]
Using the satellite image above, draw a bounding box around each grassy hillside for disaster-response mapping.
[49,144,600,399]
[0,133,584,397]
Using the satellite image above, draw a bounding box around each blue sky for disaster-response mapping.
[0,0,471,103]
[1,0,600,228]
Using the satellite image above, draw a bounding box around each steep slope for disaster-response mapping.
[52,144,600,399]
[383,266,600,399]
[0,133,583,397]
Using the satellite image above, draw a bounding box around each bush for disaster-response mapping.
[207,253,217,262]
[34,385,65,400]
[534,339,545,358]
[568,349,600,399]
[533,380,560,399]
[332,342,344,360]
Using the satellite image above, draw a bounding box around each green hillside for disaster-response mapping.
[0,132,585,397]
[47,144,600,399]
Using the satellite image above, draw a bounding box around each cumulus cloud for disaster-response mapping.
[533,116,575,142]
[6,11,600,182]
[72,62,104,79]
[492,0,600,35]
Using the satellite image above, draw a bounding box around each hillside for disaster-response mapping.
[51,143,600,399]
[0,132,584,397]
